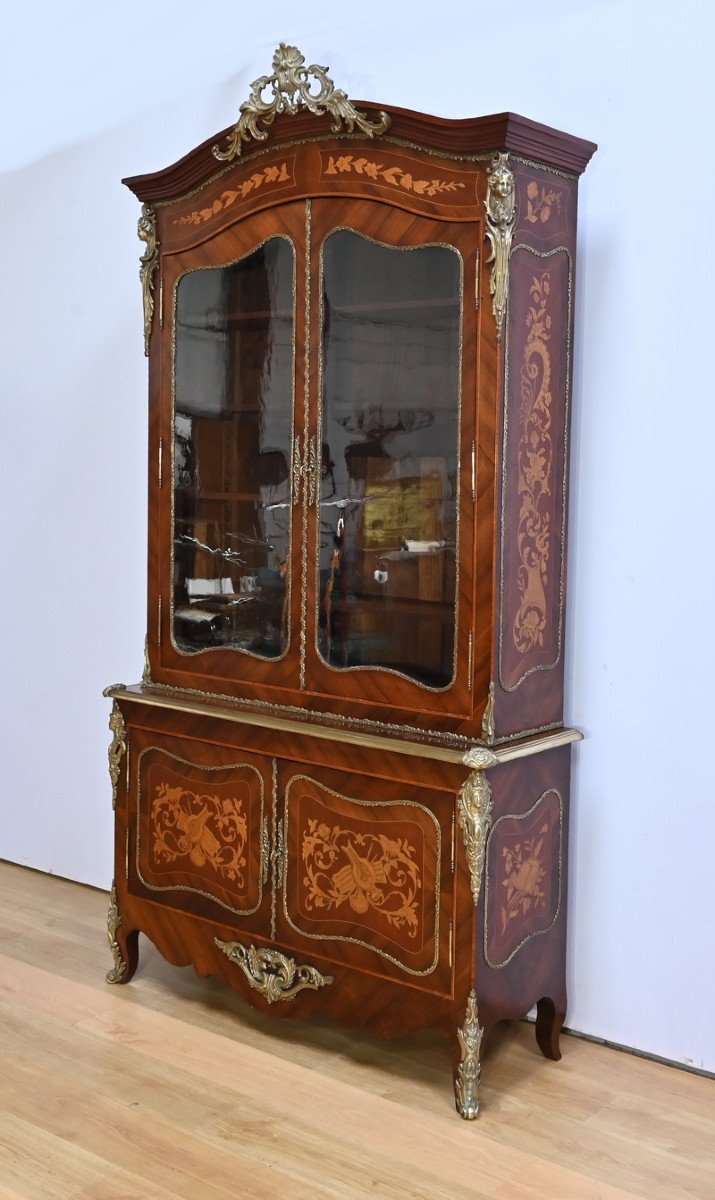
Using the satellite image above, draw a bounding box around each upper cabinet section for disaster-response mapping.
[126,44,595,745]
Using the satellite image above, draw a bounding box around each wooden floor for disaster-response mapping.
[0,862,712,1200]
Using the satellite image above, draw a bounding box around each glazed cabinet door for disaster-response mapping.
[275,761,456,997]
[126,727,271,934]
[151,203,306,694]
[303,199,480,720]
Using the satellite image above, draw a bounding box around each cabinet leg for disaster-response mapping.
[453,989,484,1119]
[535,996,565,1061]
[106,883,139,985]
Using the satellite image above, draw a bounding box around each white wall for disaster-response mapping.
[2,0,713,1071]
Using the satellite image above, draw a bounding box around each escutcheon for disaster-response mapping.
[215,937,333,1003]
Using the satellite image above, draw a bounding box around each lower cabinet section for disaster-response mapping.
[106,693,576,1119]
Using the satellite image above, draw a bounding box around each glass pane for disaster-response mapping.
[318,231,461,689]
[173,238,294,658]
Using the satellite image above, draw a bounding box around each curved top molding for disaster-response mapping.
[123,102,597,205]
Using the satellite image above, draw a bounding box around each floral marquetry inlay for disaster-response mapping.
[151,782,248,884]
[173,161,294,227]
[323,154,466,198]
[500,828,547,934]
[484,789,562,970]
[525,180,562,225]
[513,271,554,654]
[302,820,421,936]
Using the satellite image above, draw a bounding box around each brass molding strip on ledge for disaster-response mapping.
[103,684,582,767]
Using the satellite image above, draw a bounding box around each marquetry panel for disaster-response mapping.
[279,768,453,988]
[498,244,572,694]
[484,788,562,969]
[135,745,266,918]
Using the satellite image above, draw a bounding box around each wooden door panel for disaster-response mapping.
[129,730,270,928]
[277,763,455,995]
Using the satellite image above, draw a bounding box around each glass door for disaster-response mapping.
[154,203,306,692]
[305,201,479,717]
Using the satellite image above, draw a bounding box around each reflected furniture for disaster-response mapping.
[104,45,596,1117]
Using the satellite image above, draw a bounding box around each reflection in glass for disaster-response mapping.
[173,238,294,657]
[318,231,461,688]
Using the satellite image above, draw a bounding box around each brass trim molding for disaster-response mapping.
[107,702,127,810]
[299,200,311,690]
[138,204,159,356]
[484,154,516,339]
[213,43,390,163]
[106,883,128,984]
[215,937,333,1002]
[104,682,582,765]
[457,748,497,905]
[454,989,483,1119]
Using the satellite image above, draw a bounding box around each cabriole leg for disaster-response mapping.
[106,883,139,984]
[535,995,565,1061]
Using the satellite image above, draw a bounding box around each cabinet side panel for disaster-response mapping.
[478,744,571,1025]
[493,165,579,737]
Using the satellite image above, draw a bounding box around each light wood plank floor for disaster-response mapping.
[0,862,712,1200]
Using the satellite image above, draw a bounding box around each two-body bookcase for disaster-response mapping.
[105,45,595,1117]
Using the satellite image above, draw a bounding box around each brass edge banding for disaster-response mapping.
[169,234,297,668]
[135,745,265,918]
[104,686,582,764]
[454,989,483,1119]
[498,243,573,693]
[299,200,311,690]
[483,788,563,969]
[270,758,278,940]
[215,936,333,1002]
[143,679,563,748]
[314,225,463,694]
[511,154,579,182]
[281,773,442,977]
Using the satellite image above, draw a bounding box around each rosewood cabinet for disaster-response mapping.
[105,44,595,1117]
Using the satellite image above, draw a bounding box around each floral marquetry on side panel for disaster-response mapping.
[499,246,572,692]
[484,788,562,968]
